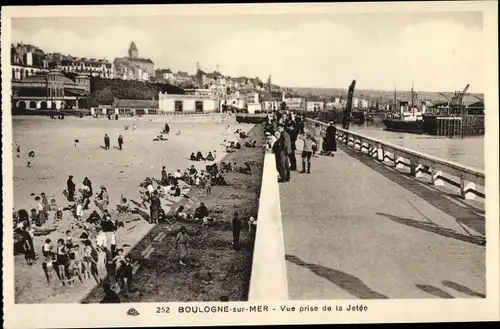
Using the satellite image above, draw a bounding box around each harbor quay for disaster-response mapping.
[249,118,485,300]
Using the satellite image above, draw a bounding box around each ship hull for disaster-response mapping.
[382,119,423,134]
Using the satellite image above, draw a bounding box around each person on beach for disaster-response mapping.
[55,238,68,285]
[41,192,49,211]
[97,246,108,281]
[82,241,93,279]
[205,174,212,196]
[104,134,110,150]
[163,123,170,134]
[95,227,108,251]
[194,202,209,222]
[95,186,109,211]
[176,226,191,266]
[161,166,168,186]
[248,216,257,241]
[35,196,47,227]
[149,190,161,224]
[196,151,205,161]
[120,256,133,292]
[232,212,242,250]
[41,241,54,284]
[299,132,315,174]
[23,225,36,265]
[67,175,76,202]
[206,151,215,162]
[118,134,124,150]
[68,245,83,284]
[76,199,84,221]
[83,177,93,196]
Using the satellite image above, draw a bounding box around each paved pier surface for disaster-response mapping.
[280,142,486,300]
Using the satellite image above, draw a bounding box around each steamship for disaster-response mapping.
[382,84,424,134]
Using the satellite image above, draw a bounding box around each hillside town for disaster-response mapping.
[11,40,391,115]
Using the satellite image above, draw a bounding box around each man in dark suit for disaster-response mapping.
[277,124,292,182]
[286,120,299,171]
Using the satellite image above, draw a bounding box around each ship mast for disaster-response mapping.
[393,87,398,114]
[411,80,415,116]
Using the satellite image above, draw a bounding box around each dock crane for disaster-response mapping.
[342,80,356,130]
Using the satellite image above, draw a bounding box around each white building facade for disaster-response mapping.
[159,92,218,113]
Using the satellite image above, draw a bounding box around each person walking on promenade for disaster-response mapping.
[117,134,124,150]
[232,212,242,250]
[104,134,110,150]
[286,121,299,171]
[149,190,161,224]
[299,132,315,174]
[312,124,323,157]
[67,175,76,202]
[277,124,293,182]
[325,121,337,156]
[176,226,191,266]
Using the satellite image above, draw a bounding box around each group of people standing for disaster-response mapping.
[103,133,124,151]
[265,104,337,181]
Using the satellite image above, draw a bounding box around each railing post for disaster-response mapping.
[409,158,417,176]
[395,153,405,169]
[460,177,477,200]
[377,143,384,161]
[431,168,444,186]
[415,164,425,178]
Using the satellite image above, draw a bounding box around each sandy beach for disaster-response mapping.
[11,115,255,303]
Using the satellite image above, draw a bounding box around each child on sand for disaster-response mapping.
[76,199,84,221]
[55,239,68,285]
[82,241,93,280]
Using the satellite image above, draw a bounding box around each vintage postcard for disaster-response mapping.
[2,2,499,328]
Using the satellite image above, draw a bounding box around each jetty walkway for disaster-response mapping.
[250,120,486,300]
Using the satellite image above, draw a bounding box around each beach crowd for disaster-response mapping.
[13,120,258,302]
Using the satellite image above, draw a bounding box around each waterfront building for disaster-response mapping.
[159,91,218,113]
[11,42,50,80]
[306,101,324,112]
[113,41,154,81]
[57,56,113,78]
[284,97,305,111]
[12,69,90,110]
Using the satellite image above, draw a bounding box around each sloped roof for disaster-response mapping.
[111,99,159,109]
[16,87,48,97]
[130,57,154,64]
[65,88,88,96]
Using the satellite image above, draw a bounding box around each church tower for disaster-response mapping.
[128,41,138,59]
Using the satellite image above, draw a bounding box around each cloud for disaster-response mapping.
[11,16,484,91]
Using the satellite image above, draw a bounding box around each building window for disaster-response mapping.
[29,101,37,109]
[175,100,183,112]
[195,101,204,113]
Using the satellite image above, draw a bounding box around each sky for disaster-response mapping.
[11,11,484,92]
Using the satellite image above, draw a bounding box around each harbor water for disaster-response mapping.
[348,121,485,170]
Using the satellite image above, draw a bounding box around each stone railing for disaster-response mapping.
[306,118,485,200]
[248,153,289,300]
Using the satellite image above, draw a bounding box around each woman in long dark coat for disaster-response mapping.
[325,121,337,155]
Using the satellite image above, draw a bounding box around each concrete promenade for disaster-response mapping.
[279,139,486,300]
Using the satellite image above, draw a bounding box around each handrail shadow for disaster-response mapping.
[285,254,389,299]
[377,212,485,246]
[340,144,485,236]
